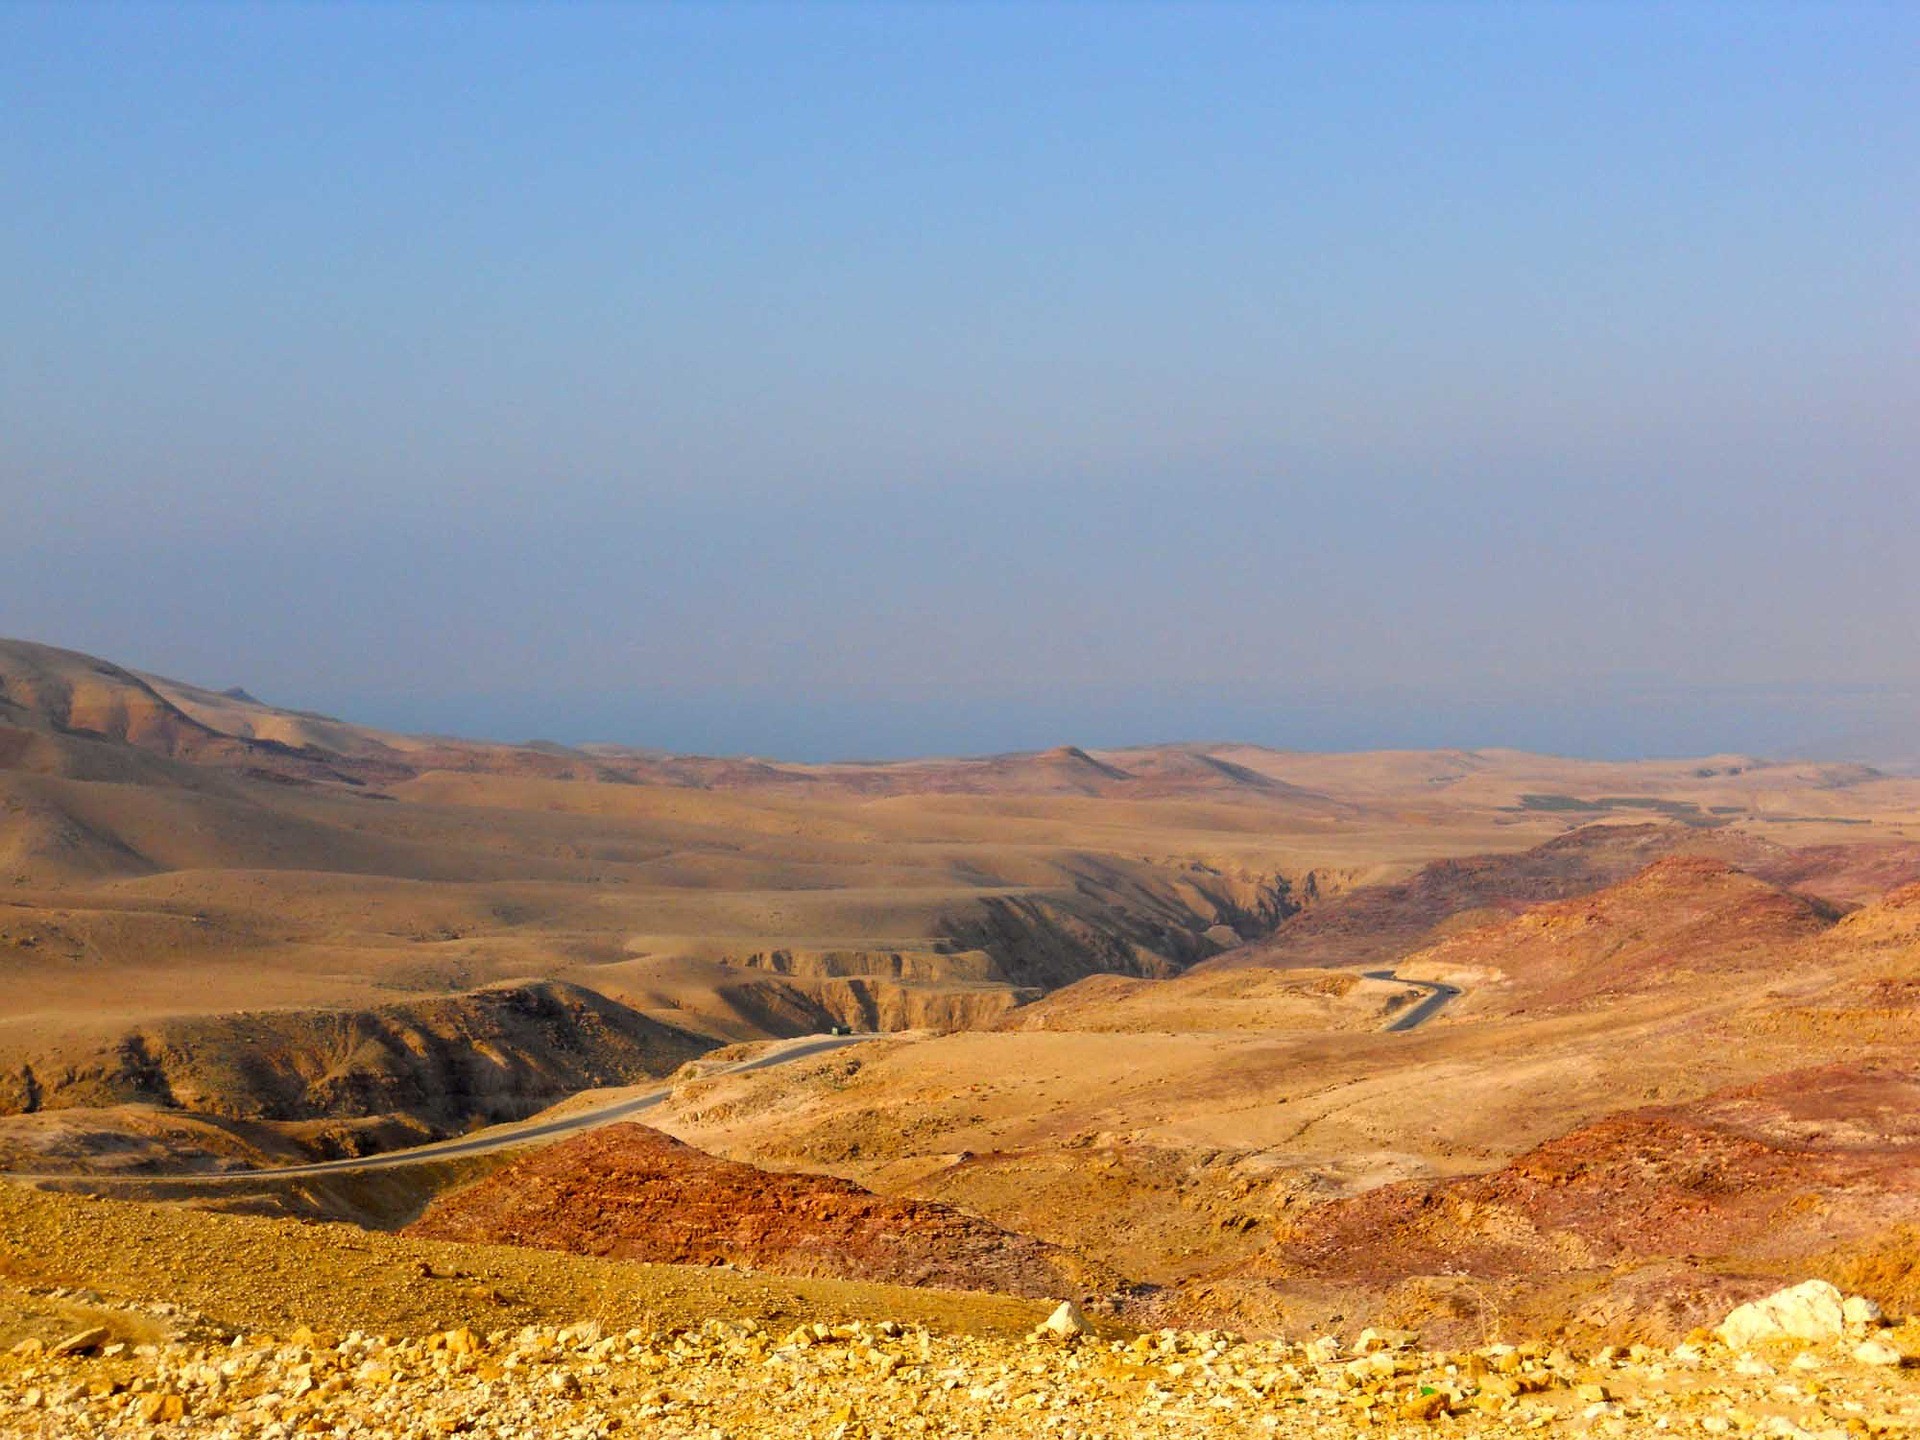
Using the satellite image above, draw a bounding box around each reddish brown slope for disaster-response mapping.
[406,1123,1109,1300]
[1201,823,1695,973]
[1404,854,1837,1011]
[1746,843,1920,910]
[1210,1064,1920,1342]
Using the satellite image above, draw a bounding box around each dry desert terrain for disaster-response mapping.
[6,635,1920,1433]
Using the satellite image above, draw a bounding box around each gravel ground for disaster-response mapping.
[9,1306,1920,1438]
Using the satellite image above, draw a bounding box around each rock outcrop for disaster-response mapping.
[1718,1280,1848,1348]
[2,982,711,1140]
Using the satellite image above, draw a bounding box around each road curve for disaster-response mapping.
[1363,970,1462,1032]
[21,1033,875,1190]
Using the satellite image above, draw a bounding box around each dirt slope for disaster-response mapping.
[0,1180,1054,1341]
[997,966,1424,1034]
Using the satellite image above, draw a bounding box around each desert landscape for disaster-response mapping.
[7,633,1920,1433]
[5,2,1911,1429]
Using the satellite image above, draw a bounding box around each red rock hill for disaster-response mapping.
[406,1123,1104,1300]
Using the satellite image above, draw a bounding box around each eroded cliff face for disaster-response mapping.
[935,865,1301,992]
[730,948,1004,984]
[799,977,1035,1034]
[0,860,1305,1163]
[0,981,711,1135]
[720,948,1030,1034]
[702,863,1304,1036]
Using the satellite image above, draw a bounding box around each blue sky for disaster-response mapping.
[2,3,1914,759]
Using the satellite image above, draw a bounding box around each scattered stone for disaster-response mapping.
[6,1303,1920,1438]
[1853,1339,1905,1367]
[47,1326,109,1358]
[134,1390,187,1421]
[1354,1326,1417,1353]
[1399,1388,1450,1421]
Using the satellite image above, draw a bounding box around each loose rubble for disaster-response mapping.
[7,1283,1920,1438]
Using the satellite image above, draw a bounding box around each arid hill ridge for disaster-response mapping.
[5,636,1903,810]
[8,634,1920,1350]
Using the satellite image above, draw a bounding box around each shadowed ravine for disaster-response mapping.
[17,1034,876,1189]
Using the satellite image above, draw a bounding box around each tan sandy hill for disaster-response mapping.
[15,635,1916,819]
[404,1122,1112,1301]
[0,1179,1055,1344]
[996,966,1430,1034]
[0,638,391,788]
[0,639,269,764]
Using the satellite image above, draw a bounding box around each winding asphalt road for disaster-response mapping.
[27,973,1459,1192]
[23,1033,875,1189]
[1364,970,1462,1031]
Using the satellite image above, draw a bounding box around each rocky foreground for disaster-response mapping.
[8,1284,1920,1438]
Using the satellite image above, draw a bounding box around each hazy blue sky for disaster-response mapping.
[3,3,1914,759]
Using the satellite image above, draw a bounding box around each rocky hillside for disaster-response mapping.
[405,1123,1111,1300]
[0,983,711,1161]
[1201,823,1700,973]
[1396,855,1838,1012]
[1201,1063,1920,1345]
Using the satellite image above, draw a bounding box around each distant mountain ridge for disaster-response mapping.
[0,636,1347,803]
[3,635,1910,822]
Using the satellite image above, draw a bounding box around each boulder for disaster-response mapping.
[1356,1327,1418,1353]
[1037,1301,1091,1339]
[47,1328,108,1359]
[1853,1340,1905,1367]
[1844,1295,1885,1328]
[1718,1281,1847,1349]
[134,1393,185,1423]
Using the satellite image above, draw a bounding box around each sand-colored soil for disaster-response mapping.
[11,636,1920,1347]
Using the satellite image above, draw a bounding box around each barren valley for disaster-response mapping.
[7,635,1920,1432]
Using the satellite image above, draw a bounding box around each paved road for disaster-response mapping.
[23,1033,874,1189]
[24,979,1456,1192]
[1363,970,1462,1031]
